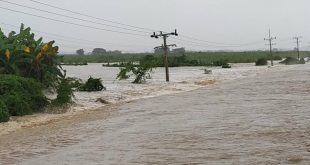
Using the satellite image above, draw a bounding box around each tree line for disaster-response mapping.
[76,48,122,55]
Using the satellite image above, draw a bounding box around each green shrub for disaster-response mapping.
[255,58,268,66]
[52,78,74,106]
[2,94,32,116]
[0,100,10,123]
[78,77,106,91]
[0,75,48,117]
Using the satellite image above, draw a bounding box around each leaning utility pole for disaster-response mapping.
[293,36,302,59]
[151,30,178,82]
[264,29,276,66]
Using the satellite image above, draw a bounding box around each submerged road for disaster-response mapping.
[1,64,310,164]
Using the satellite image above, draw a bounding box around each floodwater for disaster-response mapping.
[64,63,289,110]
[1,63,310,164]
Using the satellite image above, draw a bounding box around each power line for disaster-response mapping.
[14,0,273,49]
[1,1,301,52]
[178,34,263,46]
[0,22,148,46]
[170,36,265,48]
[0,0,149,34]
[47,37,153,48]
[27,0,157,32]
[0,23,154,48]
[25,0,279,47]
[0,6,148,37]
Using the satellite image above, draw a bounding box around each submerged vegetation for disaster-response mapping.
[280,57,306,65]
[255,58,268,66]
[117,55,156,84]
[78,77,106,92]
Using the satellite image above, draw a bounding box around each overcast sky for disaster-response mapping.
[0,0,309,53]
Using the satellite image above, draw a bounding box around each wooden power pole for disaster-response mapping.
[293,36,302,59]
[264,29,276,66]
[151,30,178,82]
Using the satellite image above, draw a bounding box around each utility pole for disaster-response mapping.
[151,29,178,82]
[293,36,302,59]
[264,29,276,66]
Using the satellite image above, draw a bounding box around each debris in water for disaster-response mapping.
[95,98,110,104]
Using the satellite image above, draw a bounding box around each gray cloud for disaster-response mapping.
[0,0,309,53]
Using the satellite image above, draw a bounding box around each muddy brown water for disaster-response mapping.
[1,64,310,164]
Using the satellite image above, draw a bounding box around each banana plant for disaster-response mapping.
[0,24,64,89]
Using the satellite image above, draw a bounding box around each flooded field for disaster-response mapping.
[1,63,309,164]
[0,63,289,136]
[64,63,290,110]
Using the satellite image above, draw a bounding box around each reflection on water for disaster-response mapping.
[1,63,308,164]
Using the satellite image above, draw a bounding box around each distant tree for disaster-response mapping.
[76,49,84,55]
[107,50,122,54]
[92,48,106,55]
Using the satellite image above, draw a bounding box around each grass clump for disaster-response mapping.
[255,58,268,66]
[78,77,106,91]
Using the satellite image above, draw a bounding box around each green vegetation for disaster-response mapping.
[280,57,306,65]
[255,58,268,66]
[117,55,156,84]
[0,24,64,88]
[66,77,83,89]
[78,77,106,92]
[0,24,74,122]
[117,63,154,84]
[0,100,10,123]
[61,51,310,67]
[52,78,74,106]
[0,75,48,120]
